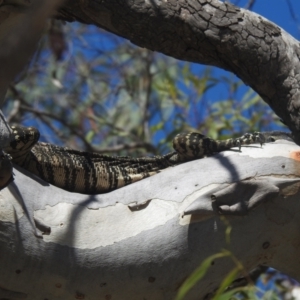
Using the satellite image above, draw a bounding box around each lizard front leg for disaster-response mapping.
[171,132,265,162]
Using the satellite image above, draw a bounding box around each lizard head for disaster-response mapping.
[3,125,40,160]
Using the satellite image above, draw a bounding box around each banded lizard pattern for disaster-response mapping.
[4,125,292,194]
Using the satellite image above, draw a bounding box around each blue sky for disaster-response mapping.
[190,0,300,133]
[229,1,300,291]
[243,0,300,39]
[16,1,300,146]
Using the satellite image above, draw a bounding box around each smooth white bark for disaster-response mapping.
[0,141,299,299]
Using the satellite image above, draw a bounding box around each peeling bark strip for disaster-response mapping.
[184,177,300,216]
[58,0,300,141]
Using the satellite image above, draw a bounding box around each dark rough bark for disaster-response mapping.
[57,0,300,142]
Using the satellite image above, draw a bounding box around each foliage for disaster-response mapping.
[4,21,286,157]
[2,7,297,300]
[176,217,294,300]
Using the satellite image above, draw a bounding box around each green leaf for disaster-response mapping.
[214,286,257,300]
[175,251,231,300]
[212,267,241,300]
[85,130,95,143]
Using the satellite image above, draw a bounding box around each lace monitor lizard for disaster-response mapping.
[3,125,293,194]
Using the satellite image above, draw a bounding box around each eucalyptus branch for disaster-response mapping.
[245,0,256,10]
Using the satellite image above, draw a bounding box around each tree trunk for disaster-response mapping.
[0,141,300,299]
[1,1,300,299]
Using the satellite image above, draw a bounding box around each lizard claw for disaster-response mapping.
[253,131,265,147]
[238,132,265,147]
[236,139,241,151]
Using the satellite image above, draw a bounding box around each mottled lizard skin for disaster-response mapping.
[4,125,291,194]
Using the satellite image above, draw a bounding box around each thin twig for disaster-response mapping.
[245,0,256,10]
[6,99,21,123]
[9,85,158,154]
[9,85,94,151]
[89,141,156,154]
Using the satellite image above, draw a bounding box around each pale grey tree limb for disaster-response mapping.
[0,141,300,299]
